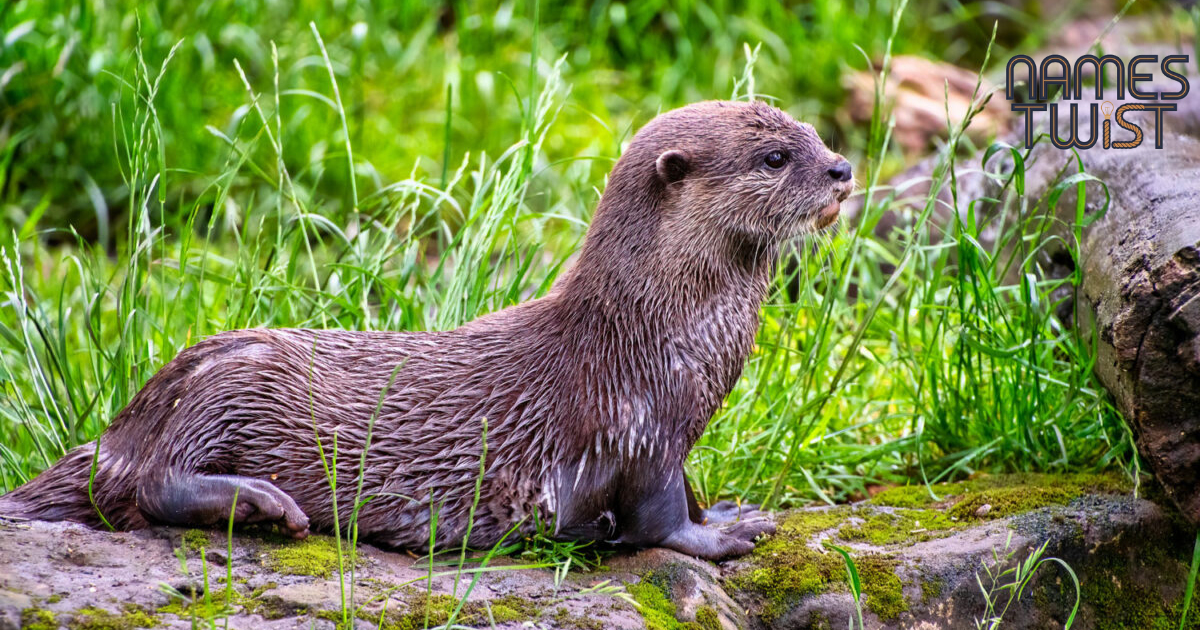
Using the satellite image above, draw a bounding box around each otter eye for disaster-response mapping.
[764,150,789,170]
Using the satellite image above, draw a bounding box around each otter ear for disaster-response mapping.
[655,149,690,184]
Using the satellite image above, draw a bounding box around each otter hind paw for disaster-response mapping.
[139,473,310,539]
[234,478,310,538]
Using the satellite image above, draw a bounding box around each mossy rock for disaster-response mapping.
[694,605,721,630]
[727,503,946,619]
[551,605,604,630]
[619,558,747,629]
[837,507,960,545]
[854,555,908,621]
[157,586,239,620]
[180,529,210,554]
[21,608,58,630]
[69,604,159,630]
[262,534,353,578]
[1015,497,1200,630]
[627,579,707,630]
[870,472,1130,517]
[722,473,1195,629]
[351,590,543,630]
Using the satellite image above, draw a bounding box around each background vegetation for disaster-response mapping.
[1,0,1191,506]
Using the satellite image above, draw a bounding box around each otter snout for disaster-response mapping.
[827,159,852,182]
[815,156,853,229]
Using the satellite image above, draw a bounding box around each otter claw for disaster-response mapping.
[723,517,776,542]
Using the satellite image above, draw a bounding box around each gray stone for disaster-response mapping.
[0,479,1193,629]
[0,590,31,630]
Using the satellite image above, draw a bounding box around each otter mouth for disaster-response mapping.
[813,186,852,230]
[814,201,841,229]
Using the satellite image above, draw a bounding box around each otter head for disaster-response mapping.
[648,101,852,242]
[571,101,853,302]
[593,101,852,254]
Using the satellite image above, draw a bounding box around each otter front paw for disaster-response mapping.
[660,519,775,561]
[720,516,776,542]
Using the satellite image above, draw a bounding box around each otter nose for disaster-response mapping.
[827,159,853,182]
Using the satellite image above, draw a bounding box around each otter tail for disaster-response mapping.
[0,442,127,528]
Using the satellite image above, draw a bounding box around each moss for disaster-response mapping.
[180,529,210,553]
[855,555,908,621]
[551,605,603,630]
[152,574,537,629]
[626,580,703,630]
[164,580,289,621]
[946,485,1074,520]
[366,591,542,630]
[836,507,960,545]
[69,605,159,630]
[872,473,1130,519]
[731,505,928,621]
[728,508,864,619]
[313,609,355,629]
[157,587,237,619]
[241,582,306,620]
[486,595,541,624]
[775,506,852,539]
[47,593,63,604]
[1019,524,1200,630]
[241,600,296,621]
[21,608,57,630]
[1054,541,1200,630]
[729,473,1138,623]
[401,593,464,629]
[920,577,944,605]
[724,506,855,617]
[247,581,276,600]
[730,536,842,620]
[870,484,951,509]
[262,535,351,578]
[694,605,721,630]
[307,593,514,630]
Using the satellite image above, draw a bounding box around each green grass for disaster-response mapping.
[3,0,1179,511]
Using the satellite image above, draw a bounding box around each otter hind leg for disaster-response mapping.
[620,471,775,561]
[138,473,310,538]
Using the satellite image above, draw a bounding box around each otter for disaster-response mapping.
[0,101,853,560]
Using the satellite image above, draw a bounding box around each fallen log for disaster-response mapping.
[1046,109,1200,525]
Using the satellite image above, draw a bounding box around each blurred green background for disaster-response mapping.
[2,0,1075,241]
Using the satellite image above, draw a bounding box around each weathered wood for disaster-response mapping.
[1058,128,1200,525]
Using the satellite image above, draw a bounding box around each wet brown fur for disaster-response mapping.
[0,101,852,559]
